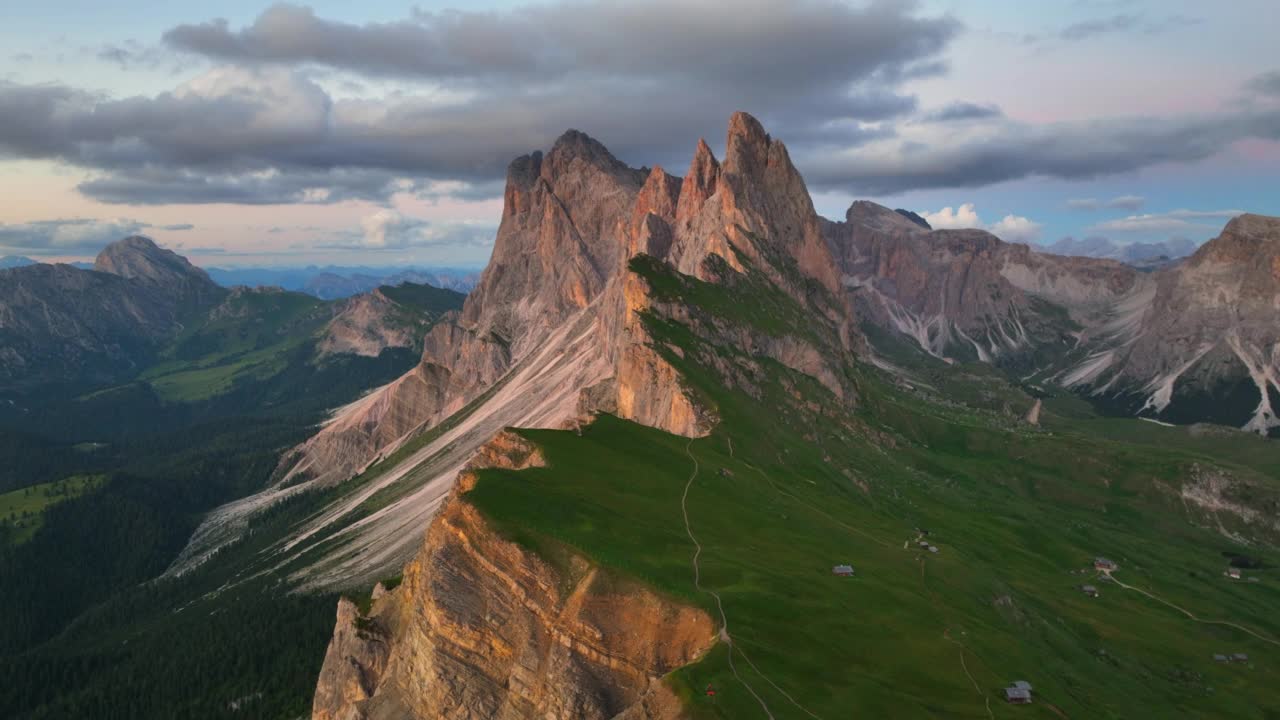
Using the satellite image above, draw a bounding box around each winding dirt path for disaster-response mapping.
[681,440,776,719]
[1101,570,1280,647]
[943,629,993,720]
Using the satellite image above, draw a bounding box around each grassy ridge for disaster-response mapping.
[464,256,1280,718]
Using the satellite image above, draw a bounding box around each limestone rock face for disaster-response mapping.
[825,201,1140,363]
[316,284,465,361]
[1080,214,1280,433]
[313,597,391,720]
[312,483,715,720]
[318,289,423,358]
[828,200,1280,434]
[278,126,714,487]
[668,113,840,298]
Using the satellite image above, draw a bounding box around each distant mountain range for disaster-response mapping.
[1,257,477,299]
[1043,235,1199,267]
[0,237,465,394]
[0,256,37,270]
[205,265,480,298]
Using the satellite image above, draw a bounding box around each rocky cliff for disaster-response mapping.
[1055,214,1280,433]
[821,200,1280,435]
[283,112,867,488]
[312,435,715,720]
[825,200,1141,365]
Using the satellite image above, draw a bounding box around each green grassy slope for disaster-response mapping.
[461,254,1280,719]
[0,475,106,546]
[140,289,328,402]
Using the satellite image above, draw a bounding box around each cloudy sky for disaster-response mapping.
[1,0,1277,266]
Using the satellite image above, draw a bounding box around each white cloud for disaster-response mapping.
[921,203,983,229]
[920,203,1042,243]
[359,209,426,249]
[988,214,1044,243]
[1106,194,1146,211]
[1089,208,1245,234]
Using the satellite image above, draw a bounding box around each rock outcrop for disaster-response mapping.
[318,286,463,358]
[277,112,858,494]
[280,113,858,491]
[312,437,715,720]
[313,597,392,720]
[278,130,660,487]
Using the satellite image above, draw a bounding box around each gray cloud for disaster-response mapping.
[1,2,1270,205]
[1,2,956,205]
[1087,208,1245,234]
[0,218,147,255]
[0,218,199,255]
[1248,71,1280,98]
[1104,194,1145,211]
[75,165,429,206]
[1059,13,1200,41]
[96,41,169,69]
[163,1,954,92]
[802,106,1280,194]
[923,101,1003,122]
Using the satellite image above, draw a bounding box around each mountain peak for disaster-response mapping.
[724,111,772,176]
[1222,213,1280,240]
[1191,213,1280,267]
[94,235,222,305]
[542,128,630,178]
[95,235,184,276]
[727,111,769,146]
[845,200,929,234]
